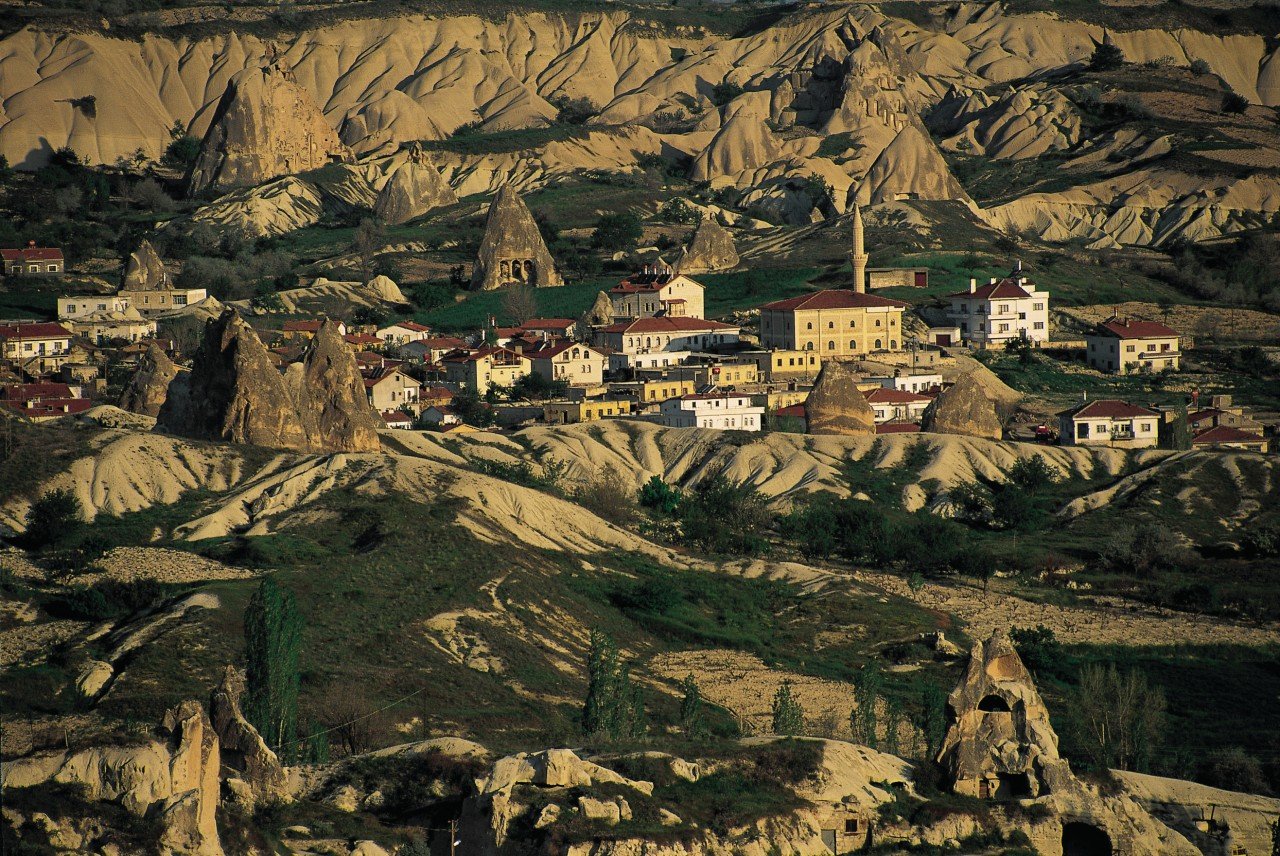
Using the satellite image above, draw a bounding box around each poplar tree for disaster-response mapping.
[680,674,703,735]
[851,662,883,749]
[244,577,302,752]
[771,680,804,736]
[583,631,646,739]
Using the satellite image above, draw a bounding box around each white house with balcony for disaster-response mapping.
[660,392,764,431]
[1085,317,1181,374]
[947,269,1049,346]
[596,316,740,370]
[1057,398,1160,449]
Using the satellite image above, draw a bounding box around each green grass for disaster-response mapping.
[418,278,610,330]
[699,267,820,317]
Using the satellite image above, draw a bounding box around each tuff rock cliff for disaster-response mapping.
[677,218,739,274]
[119,342,180,418]
[121,239,169,291]
[373,142,459,224]
[187,54,353,196]
[922,372,1004,441]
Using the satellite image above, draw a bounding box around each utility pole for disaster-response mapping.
[450,818,461,856]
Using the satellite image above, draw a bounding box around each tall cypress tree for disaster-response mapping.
[582,630,645,739]
[244,577,302,753]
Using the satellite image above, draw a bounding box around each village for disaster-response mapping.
[1,186,1272,456]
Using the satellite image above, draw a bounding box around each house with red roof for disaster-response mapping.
[1057,398,1160,449]
[526,340,607,387]
[1086,317,1181,374]
[1191,425,1269,453]
[863,386,933,424]
[596,316,740,369]
[0,382,90,422]
[0,322,74,375]
[610,265,705,320]
[2,243,64,277]
[758,289,909,357]
[363,365,421,415]
[440,346,531,392]
[281,319,346,341]
[659,391,764,432]
[376,320,432,347]
[946,266,1049,346]
[399,336,469,363]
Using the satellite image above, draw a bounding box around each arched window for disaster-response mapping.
[827,321,834,329]
[806,322,813,330]
[874,339,882,349]
[828,341,835,350]
[849,319,856,328]
[849,340,857,349]
[890,339,897,349]
[805,342,814,351]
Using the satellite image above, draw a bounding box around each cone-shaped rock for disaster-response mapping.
[121,239,168,291]
[471,185,562,291]
[856,123,969,205]
[119,342,179,418]
[936,632,1073,798]
[293,318,381,453]
[373,143,458,225]
[158,310,311,450]
[188,57,353,196]
[805,361,875,436]
[677,218,739,274]
[923,372,1002,440]
[583,290,614,327]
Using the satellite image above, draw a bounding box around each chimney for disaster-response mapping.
[1082,390,1088,402]
[969,278,976,294]
[1015,259,1022,272]
[989,277,997,286]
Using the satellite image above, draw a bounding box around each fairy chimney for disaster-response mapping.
[471,185,562,291]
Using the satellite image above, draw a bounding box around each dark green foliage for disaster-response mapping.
[780,493,840,560]
[590,212,643,251]
[163,134,201,171]
[1241,522,1280,558]
[1100,523,1185,577]
[244,577,302,753]
[1089,40,1126,71]
[678,474,771,556]
[552,95,596,126]
[1010,625,1065,679]
[1008,456,1058,493]
[638,476,680,516]
[23,488,83,551]
[1189,58,1212,75]
[45,579,166,621]
[1221,91,1250,114]
[1069,662,1165,773]
[834,502,897,565]
[916,681,949,760]
[711,81,744,105]
[450,387,497,427]
[679,674,703,735]
[770,679,803,735]
[851,661,882,748]
[582,630,645,739]
[508,372,569,402]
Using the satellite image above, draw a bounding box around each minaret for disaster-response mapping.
[850,203,869,293]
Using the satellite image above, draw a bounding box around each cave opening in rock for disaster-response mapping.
[978,694,1011,712]
[1062,821,1112,856]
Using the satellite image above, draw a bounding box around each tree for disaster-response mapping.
[771,680,804,736]
[1010,625,1065,678]
[1008,456,1058,493]
[1167,404,1192,450]
[501,284,539,325]
[1089,40,1125,71]
[678,473,772,556]
[553,95,596,125]
[244,577,302,753]
[850,661,882,749]
[163,123,202,171]
[883,696,902,756]
[24,488,84,551]
[1189,58,1211,75]
[680,674,703,735]
[591,212,643,252]
[583,630,645,739]
[916,682,949,761]
[711,81,744,105]
[1071,663,1165,772]
[451,387,496,427]
[834,502,895,565]
[639,475,680,516]
[353,217,384,280]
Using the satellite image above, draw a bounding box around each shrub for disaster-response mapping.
[552,95,596,126]
[24,488,83,551]
[1221,91,1250,114]
[1189,58,1211,75]
[590,212,643,251]
[770,680,804,735]
[679,474,771,556]
[46,579,166,621]
[1010,625,1065,677]
[163,133,201,171]
[711,81,743,106]
[1008,455,1059,492]
[638,475,680,516]
[1089,40,1125,71]
[572,469,634,525]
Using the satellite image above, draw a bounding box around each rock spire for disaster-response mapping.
[187,54,353,196]
[471,185,562,291]
[805,361,875,436]
[119,342,179,418]
[676,217,739,274]
[121,239,169,291]
[373,142,458,225]
[922,372,1003,440]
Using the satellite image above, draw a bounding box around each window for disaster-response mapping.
[1077,423,1089,438]
[1126,345,1135,352]
[874,339,882,349]
[1033,302,1044,310]
[806,322,813,330]
[827,321,834,329]
[849,319,856,328]
[849,340,857,349]
[1139,422,1150,432]
[1033,322,1044,330]
[828,341,835,350]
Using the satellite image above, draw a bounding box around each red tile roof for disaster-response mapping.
[1192,425,1266,446]
[519,318,576,331]
[774,404,806,419]
[384,320,431,332]
[0,322,70,341]
[863,387,932,404]
[1,382,74,400]
[380,410,415,425]
[410,337,468,350]
[676,392,753,402]
[527,341,601,359]
[283,320,324,333]
[1060,399,1159,420]
[947,279,1035,300]
[876,422,921,434]
[1188,408,1227,426]
[602,317,737,334]
[345,333,382,345]
[1095,318,1179,339]
[759,289,910,312]
[2,247,63,262]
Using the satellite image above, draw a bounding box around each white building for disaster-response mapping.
[610,267,705,320]
[863,387,932,424]
[596,317,740,369]
[1085,318,1181,375]
[947,270,1049,346]
[1057,399,1160,449]
[660,392,764,432]
[867,373,943,394]
[57,295,133,320]
[376,320,432,347]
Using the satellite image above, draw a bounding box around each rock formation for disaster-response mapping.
[121,238,168,291]
[471,186,562,291]
[937,631,1072,800]
[1,699,223,856]
[119,342,180,418]
[805,361,875,436]
[188,54,353,196]
[582,290,614,327]
[373,142,458,224]
[210,665,290,810]
[676,217,739,273]
[923,373,1003,441]
[157,309,379,453]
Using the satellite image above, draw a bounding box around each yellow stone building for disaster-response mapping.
[758,289,909,357]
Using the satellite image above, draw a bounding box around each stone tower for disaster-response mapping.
[471,185,563,291]
[850,203,869,293]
